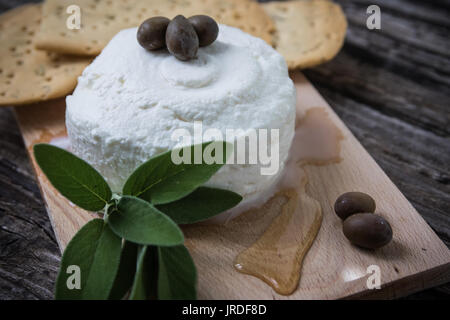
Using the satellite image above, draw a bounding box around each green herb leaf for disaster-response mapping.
[55,219,122,300]
[129,246,148,300]
[33,144,112,211]
[158,245,197,300]
[122,141,233,205]
[157,187,242,224]
[108,241,138,300]
[109,196,184,246]
[129,246,158,300]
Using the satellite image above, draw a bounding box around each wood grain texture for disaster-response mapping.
[11,72,450,300]
[1,0,449,299]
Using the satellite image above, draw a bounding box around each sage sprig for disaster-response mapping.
[123,141,232,204]
[34,144,111,211]
[54,219,122,300]
[33,141,241,300]
[129,245,159,300]
[157,187,242,224]
[109,196,184,246]
[108,241,138,300]
[158,245,197,300]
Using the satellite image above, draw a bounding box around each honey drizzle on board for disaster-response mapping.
[234,107,344,295]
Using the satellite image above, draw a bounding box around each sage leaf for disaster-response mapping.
[34,144,112,211]
[55,219,122,300]
[109,196,184,246]
[158,245,197,300]
[157,187,242,224]
[129,246,158,300]
[122,141,233,205]
[109,241,138,300]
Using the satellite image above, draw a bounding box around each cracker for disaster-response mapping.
[0,4,91,106]
[263,0,347,69]
[35,0,275,56]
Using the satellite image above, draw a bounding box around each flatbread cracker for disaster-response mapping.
[35,0,275,56]
[0,4,91,106]
[263,0,347,69]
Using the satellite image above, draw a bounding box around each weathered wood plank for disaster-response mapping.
[306,84,450,244]
[348,0,450,29]
[0,107,60,300]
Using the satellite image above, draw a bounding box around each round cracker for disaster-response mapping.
[263,0,347,69]
[0,4,91,106]
[36,0,275,56]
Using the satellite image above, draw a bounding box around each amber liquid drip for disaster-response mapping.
[234,107,344,295]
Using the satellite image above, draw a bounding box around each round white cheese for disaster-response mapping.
[66,25,296,210]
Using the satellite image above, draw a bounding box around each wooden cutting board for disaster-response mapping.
[14,72,450,299]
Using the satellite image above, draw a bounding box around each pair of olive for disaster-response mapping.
[334,192,393,249]
[137,15,219,61]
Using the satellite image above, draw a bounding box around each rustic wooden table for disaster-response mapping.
[0,0,448,299]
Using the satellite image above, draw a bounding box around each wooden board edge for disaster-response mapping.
[344,261,450,299]
[12,107,67,253]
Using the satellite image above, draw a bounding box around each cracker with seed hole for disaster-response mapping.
[263,0,347,69]
[35,0,275,56]
[0,4,91,106]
